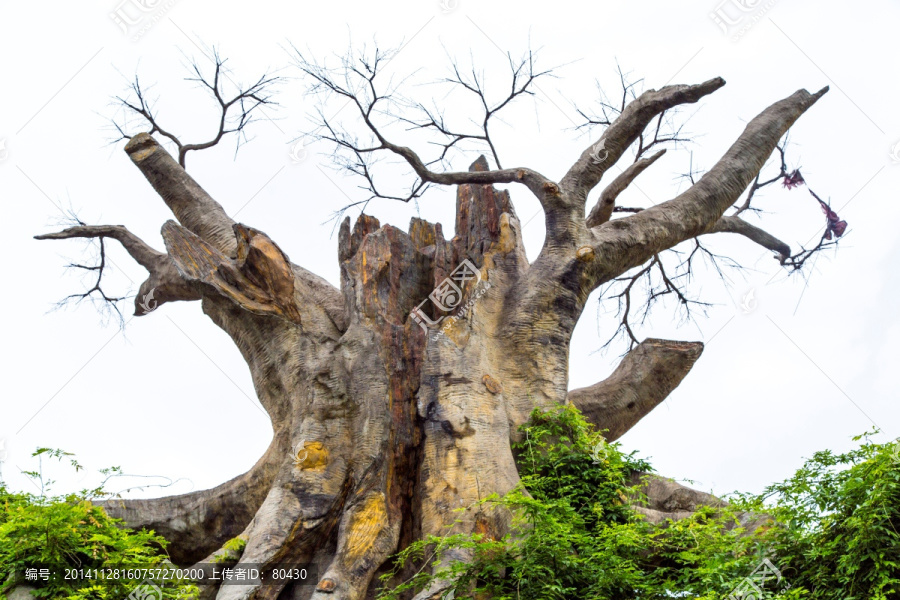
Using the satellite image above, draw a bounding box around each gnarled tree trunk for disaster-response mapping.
[37,77,828,600]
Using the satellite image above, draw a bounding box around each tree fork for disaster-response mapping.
[33,153,773,600]
[34,64,832,598]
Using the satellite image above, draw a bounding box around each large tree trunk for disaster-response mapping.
[37,78,828,600]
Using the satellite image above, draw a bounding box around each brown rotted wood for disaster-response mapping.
[161,220,302,325]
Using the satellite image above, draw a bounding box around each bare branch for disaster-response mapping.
[398,50,552,170]
[732,141,789,216]
[705,216,791,259]
[561,77,725,204]
[573,62,643,129]
[36,224,165,270]
[125,133,241,255]
[35,223,200,316]
[295,45,556,207]
[689,153,844,268]
[599,254,712,351]
[590,86,829,281]
[587,149,666,228]
[112,49,280,168]
[568,338,703,441]
[779,187,847,271]
[44,234,129,325]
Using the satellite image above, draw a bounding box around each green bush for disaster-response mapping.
[377,407,900,600]
[0,448,197,600]
[4,418,898,599]
[736,432,900,599]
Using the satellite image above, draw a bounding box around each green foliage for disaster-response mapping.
[0,449,198,600]
[514,403,650,531]
[213,537,248,565]
[735,431,900,600]
[221,538,246,555]
[377,407,900,600]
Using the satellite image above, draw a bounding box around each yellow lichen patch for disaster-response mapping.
[344,492,388,561]
[294,441,328,470]
[576,246,595,262]
[124,133,158,162]
[440,317,470,348]
[482,213,517,273]
[474,518,497,541]
[482,374,503,395]
[496,213,517,253]
[129,147,157,162]
[482,251,498,272]
[409,219,437,248]
[360,250,368,284]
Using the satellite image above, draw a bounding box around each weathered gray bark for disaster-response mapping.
[36,79,827,600]
[585,149,666,228]
[568,338,703,442]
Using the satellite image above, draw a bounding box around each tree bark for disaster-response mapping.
[568,338,703,442]
[36,78,828,600]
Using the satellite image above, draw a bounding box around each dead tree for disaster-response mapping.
[36,47,837,600]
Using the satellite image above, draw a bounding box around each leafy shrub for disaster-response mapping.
[0,448,197,600]
[736,432,900,599]
[377,407,900,600]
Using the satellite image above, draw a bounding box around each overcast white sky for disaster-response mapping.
[0,0,897,502]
